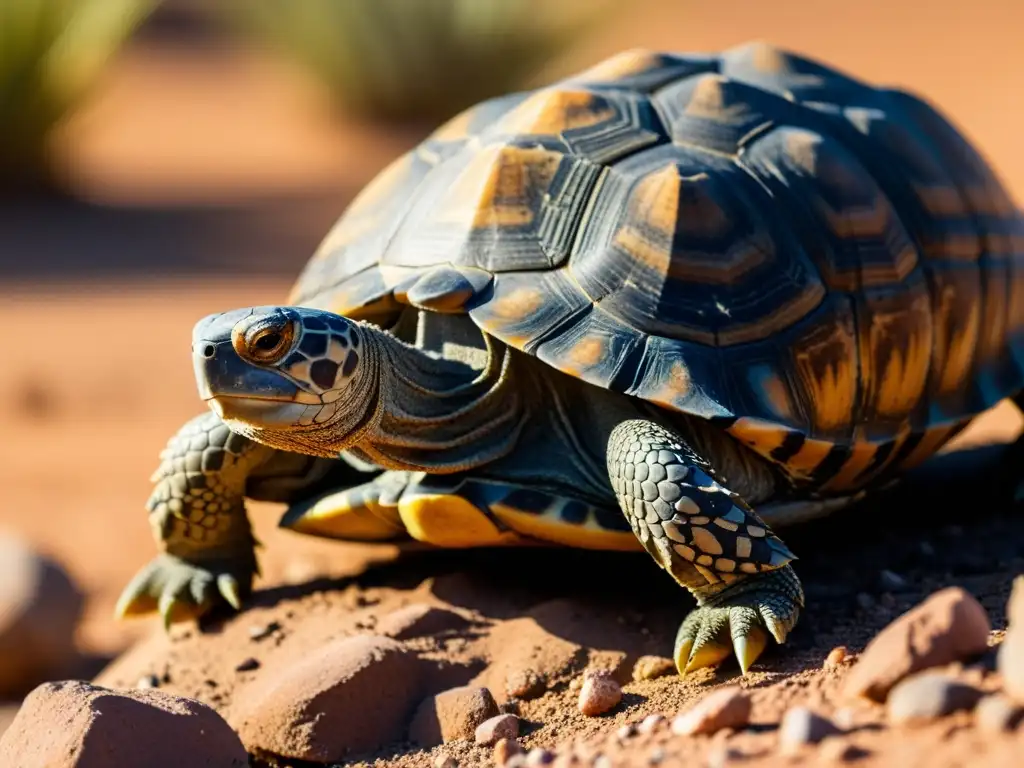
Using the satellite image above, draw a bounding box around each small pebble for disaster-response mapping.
[569,677,583,692]
[886,671,983,724]
[706,746,741,768]
[777,707,841,754]
[506,669,546,700]
[434,754,458,768]
[248,621,280,641]
[506,757,527,768]
[592,755,613,768]
[879,570,908,591]
[616,724,636,740]
[823,647,848,670]
[494,737,524,766]
[476,714,520,746]
[234,657,260,672]
[974,694,1024,733]
[831,707,858,730]
[647,747,665,765]
[578,671,621,717]
[136,674,160,689]
[671,686,751,736]
[637,713,665,734]
[526,748,555,766]
[632,656,675,682]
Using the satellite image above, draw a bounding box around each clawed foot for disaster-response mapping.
[115,553,255,628]
[674,565,804,676]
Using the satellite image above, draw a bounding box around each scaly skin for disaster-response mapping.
[116,411,275,626]
[607,419,804,676]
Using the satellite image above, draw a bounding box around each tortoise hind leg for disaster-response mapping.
[607,419,804,676]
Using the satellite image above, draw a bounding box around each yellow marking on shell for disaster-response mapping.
[713,518,739,532]
[283,490,404,541]
[747,525,766,538]
[696,554,713,566]
[715,558,736,573]
[689,515,710,525]
[735,536,752,559]
[561,336,607,376]
[489,504,641,552]
[739,562,759,574]
[933,280,981,399]
[497,89,615,136]
[726,418,790,461]
[570,48,661,83]
[647,361,696,409]
[690,526,723,556]
[439,144,562,229]
[675,495,701,516]
[786,436,834,479]
[683,74,755,125]
[694,563,720,584]
[488,286,545,323]
[897,423,966,473]
[863,297,932,420]
[398,494,522,548]
[821,441,879,493]
[429,106,475,142]
[792,314,858,434]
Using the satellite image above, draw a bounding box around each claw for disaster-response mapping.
[673,636,694,676]
[158,590,179,631]
[732,625,768,675]
[684,641,731,674]
[218,574,242,611]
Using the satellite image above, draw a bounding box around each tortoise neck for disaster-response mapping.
[346,324,527,473]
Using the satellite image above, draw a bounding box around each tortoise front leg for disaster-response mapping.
[116,411,355,626]
[607,419,804,675]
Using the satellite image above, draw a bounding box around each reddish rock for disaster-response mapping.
[577,670,621,717]
[842,587,991,702]
[494,737,524,766]
[886,672,983,724]
[231,634,423,762]
[376,603,470,640]
[671,686,751,736]
[0,680,246,767]
[824,646,848,670]
[476,713,520,746]
[0,532,84,697]
[505,668,545,700]
[410,685,500,745]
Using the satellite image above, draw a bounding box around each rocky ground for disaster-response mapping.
[3,2,1024,765]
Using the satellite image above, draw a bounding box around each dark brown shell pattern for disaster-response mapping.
[290,43,1024,491]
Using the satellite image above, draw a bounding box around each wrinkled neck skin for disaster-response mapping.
[310,322,527,473]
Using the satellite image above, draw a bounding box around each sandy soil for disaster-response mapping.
[3,1,1024,764]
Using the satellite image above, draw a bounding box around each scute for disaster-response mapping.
[295,44,1024,457]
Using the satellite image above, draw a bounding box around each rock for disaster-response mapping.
[777,707,841,754]
[577,670,622,717]
[706,746,742,768]
[637,714,666,734]
[974,694,1024,733]
[234,657,259,672]
[671,686,751,736]
[886,671,983,724]
[247,621,281,641]
[632,656,675,682]
[824,646,848,669]
[476,714,520,746]
[411,685,500,745]
[0,680,246,767]
[526,748,555,765]
[494,737,524,766]
[616,723,636,740]
[842,587,991,702]
[998,623,1024,702]
[434,753,458,768]
[505,668,545,700]
[231,634,423,761]
[0,532,84,697]
[377,603,469,640]
[818,737,865,763]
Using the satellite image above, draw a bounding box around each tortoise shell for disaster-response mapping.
[290,42,1024,488]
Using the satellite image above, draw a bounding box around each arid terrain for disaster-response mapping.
[2,1,1024,765]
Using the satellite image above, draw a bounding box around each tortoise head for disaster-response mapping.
[192,306,373,456]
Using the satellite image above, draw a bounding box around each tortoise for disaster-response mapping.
[117,42,1024,676]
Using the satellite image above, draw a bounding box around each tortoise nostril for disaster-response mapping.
[201,344,216,359]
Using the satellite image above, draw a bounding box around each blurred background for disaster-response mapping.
[1,0,1022,725]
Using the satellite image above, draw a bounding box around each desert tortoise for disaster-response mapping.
[117,43,1024,676]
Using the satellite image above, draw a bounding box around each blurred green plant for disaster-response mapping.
[0,0,154,196]
[219,0,611,126]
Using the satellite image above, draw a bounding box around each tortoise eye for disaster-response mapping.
[235,320,295,364]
